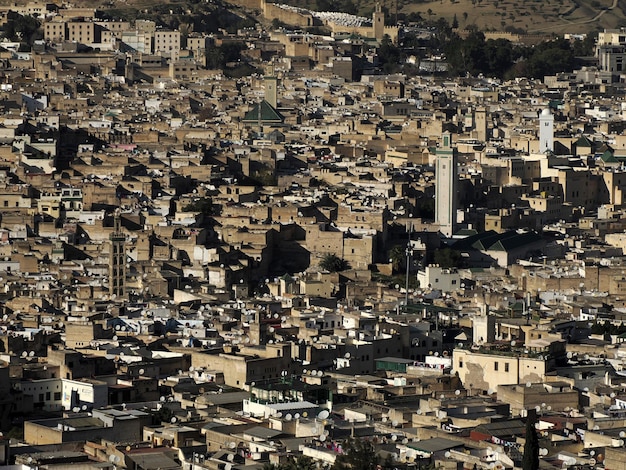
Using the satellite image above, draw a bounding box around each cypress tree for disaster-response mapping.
[522,411,539,470]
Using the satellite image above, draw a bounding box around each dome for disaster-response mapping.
[541,108,551,116]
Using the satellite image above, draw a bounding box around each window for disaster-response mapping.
[54,392,61,400]
[494,361,499,371]
[505,363,509,372]
[459,359,463,368]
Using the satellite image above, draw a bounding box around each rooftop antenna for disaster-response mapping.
[257,97,263,139]
[405,222,413,309]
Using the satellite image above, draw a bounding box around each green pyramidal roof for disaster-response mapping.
[242,100,284,124]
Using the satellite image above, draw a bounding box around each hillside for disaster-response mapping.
[0,0,624,34]
[401,0,626,34]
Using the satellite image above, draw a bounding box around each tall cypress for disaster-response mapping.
[522,411,539,470]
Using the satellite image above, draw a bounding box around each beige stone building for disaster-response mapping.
[67,21,95,45]
[44,19,65,43]
[452,341,565,392]
[154,30,181,57]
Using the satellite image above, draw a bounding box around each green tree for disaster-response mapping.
[522,413,539,470]
[332,438,379,470]
[378,34,403,73]
[320,253,350,272]
[287,455,316,470]
[433,248,461,268]
[3,12,42,45]
[183,197,213,215]
[388,245,407,273]
[452,13,459,28]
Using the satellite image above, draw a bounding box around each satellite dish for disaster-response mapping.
[302,412,308,418]
[160,396,166,402]
[228,442,236,449]
[444,451,451,458]
[526,382,532,388]
[344,352,351,359]
[82,405,87,411]
[392,420,399,427]
[285,414,292,421]
[227,454,234,462]
[72,407,80,413]
[294,413,300,420]
[455,390,461,396]
[171,417,177,423]
[28,351,34,357]
[402,438,408,444]
[225,464,232,470]
[139,369,145,375]
[319,434,326,442]
[391,434,398,441]
[317,370,323,377]
[318,410,330,420]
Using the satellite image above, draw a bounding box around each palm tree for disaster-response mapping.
[319,254,350,272]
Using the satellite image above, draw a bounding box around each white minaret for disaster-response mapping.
[539,108,554,153]
[435,132,457,238]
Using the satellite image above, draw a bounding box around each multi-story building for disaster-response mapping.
[154,30,180,58]
[597,29,626,77]
[67,21,95,45]
[453,340,566,393]
[121,30,152,53]
[44,19,65,43]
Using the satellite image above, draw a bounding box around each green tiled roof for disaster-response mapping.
[453,230,543,253]
[575,135,593,148]
[600,150,618,163]
[242,100,284,124]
